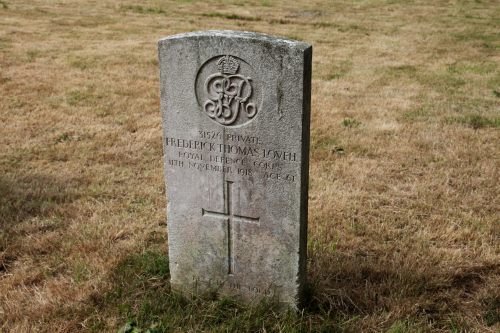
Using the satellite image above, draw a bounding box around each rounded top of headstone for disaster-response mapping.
[158,30,311,50]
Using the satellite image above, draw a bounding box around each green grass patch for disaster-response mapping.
[340,23,369,33]
[73,261,90,283]
[445,114,500,129]
[68,55,99,70]
[375,65,420,87]
[327,60,352,80]
[446,315,471,333]
[4,96,28,109]
[269,18,293,25]
[447,61,497,75]
[313,135,346,155]
[454,31,499,50]
[114,250,169,284]
[482,296,500,326]
[384,65,418,78]
[211,0,249,5]
[26,50,40,62]
[313,136,340,150]
[341,118,361,128]
[387,320,424,333]
[66,88,104,107]
[418,71,467,91]
[55,132,73,143]
[0,1,7,9]
[386,0,415,3]
[403,106,429,122]
[0,75,10,84]
[67,90,93,106]
[284,34,304,41]
[121,5,166,15]
[201,12,261,21]
[100,250,352,332]
[0,37,11,51]
[312,22,338,28]
[378,64,473,93]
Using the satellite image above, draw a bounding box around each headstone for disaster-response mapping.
[158,30,312,308]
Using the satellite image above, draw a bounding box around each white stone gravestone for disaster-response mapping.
[158,30,311,308]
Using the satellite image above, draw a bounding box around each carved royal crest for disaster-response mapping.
[197,55,259,127]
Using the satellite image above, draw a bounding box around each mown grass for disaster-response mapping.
[1,0,499,332]
[90,250,347,333]
[445,114,500,129]
[121,5,166,15]
[201,12,262,22]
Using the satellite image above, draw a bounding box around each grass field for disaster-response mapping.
[0,0,499,332]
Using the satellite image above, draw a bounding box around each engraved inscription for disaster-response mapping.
[196,55,261,127]
[202,181,260,275]
[192,276,280,298]
[164,133,298,183]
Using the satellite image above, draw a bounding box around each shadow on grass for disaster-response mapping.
[83,250,343,332]
[84,246,500,333]
[305,250,500,332]
[0,173,83,225]
[81,248,500,332]
[0,173,84,273]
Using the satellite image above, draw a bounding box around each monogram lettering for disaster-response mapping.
[196,55,261,127]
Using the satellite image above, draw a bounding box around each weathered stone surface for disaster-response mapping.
[158,30,312,308]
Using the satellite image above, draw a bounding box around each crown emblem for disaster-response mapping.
[217,55,239,75]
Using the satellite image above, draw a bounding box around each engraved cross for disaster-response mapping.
[202,180,259,275]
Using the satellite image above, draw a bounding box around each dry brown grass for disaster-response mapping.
[0,0,499,332]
